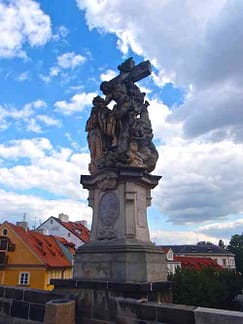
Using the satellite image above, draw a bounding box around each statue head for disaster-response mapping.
[100,81,111,95]
[92,95,105,107]
[118,57,135,72]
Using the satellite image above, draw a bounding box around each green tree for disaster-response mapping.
[169,267,242,310]
[228,234,243,274]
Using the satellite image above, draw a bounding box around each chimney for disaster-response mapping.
[58,213,69,222]
[16,221,28,231]
[80,220,88,228]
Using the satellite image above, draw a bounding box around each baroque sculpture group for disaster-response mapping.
[86,57,158,174]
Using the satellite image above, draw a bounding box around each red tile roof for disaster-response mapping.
[56,218,90,243]
[8,223,72,268]
[174,256,222,271]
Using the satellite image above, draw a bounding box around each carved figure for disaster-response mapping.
[85,58,158,174]
[127,141,146,168]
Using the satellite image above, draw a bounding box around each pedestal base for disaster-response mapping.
[74,239,167,282]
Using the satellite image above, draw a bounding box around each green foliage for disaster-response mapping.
[228,234,243,274]
[169,267,243,310]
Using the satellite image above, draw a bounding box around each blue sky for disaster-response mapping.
[1,0,243,245]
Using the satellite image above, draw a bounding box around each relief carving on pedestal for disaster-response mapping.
[96,172,118,191]
[98,191,119,240]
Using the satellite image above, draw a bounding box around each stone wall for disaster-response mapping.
[0,283,243,323]
[0,285,65,323]
[52,279,243,324]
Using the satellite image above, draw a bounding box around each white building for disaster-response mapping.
[37,213,90,249]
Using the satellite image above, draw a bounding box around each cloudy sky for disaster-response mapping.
[1,0,243,245]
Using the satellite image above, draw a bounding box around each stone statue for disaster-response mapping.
[85,58,158,174]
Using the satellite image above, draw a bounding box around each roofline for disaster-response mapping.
[38,216,87,242]
[4,223,46,265]
[54,218,87,242]
[36,216,55,230]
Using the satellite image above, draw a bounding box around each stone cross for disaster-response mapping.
[108,58,152,86]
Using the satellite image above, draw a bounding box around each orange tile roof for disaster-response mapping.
[174,256,222,271]
[55,218,90,243]
[8,223,72,268]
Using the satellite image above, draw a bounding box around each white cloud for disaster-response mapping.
[198,218,243,241]
[54,92,96,114]
[37,115,61,127]
[0,138,90,200]
[0,189,92,228]
[52,25,69,41]
[150,229,218,245]
[0,0,51,58]
[0,100,60,133]
[153,139,243,224]
[77,0,243,141]
[76,0,243,236]
[40,51,86,82]
[100,69,117,81]
[57,52,86,69]
[16,71,29,82]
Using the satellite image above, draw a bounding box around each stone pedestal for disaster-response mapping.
[74,167,167,282]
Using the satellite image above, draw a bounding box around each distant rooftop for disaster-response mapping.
[160,244,234,255]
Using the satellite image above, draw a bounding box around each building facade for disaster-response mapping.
[0,222,72,290]
[161,242,235,270]
[37,213,90,249]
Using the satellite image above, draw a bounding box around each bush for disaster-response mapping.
[169,267,243,310]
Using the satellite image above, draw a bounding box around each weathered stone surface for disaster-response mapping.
[10,300,29,319]
[5,287,23,300]
[44,299,75,324]
[24,289,62,304]
[75,167,166,282]
[29,304,45,322]
[80,168,160,243]
[86,58,158,175]
[74,242,167,282]
[194,307,243,324]
[157,303,195,324]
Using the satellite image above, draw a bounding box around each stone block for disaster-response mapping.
[44,299,75,324]
[157,303,195,324]
[24,289,63,304]
[195,306,243,324]
[29,303,45,322]
[0,286,4,297]
[118,299,157,322]
[10,300,29,319]
[76,288,93,320]
[5,287,24,300]
[2,299,11,315]
[74,241,167,282]
[92,289,113,321]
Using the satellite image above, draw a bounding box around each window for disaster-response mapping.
[222,259,226,266]
[19,272,30,285]
[68,233,71,237]
[0,239,8,251]
[2,229,8,236]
